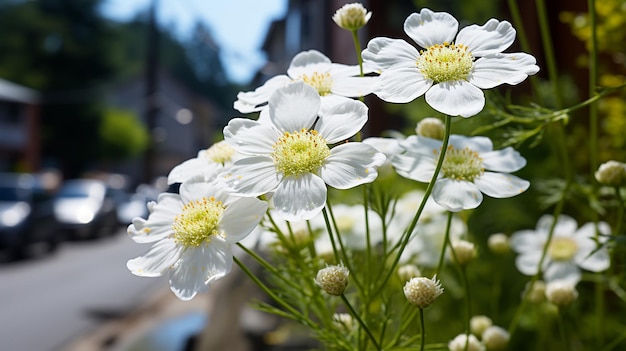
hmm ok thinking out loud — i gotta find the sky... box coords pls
[100,0,288,84]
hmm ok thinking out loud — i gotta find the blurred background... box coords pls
[0,0,620,350]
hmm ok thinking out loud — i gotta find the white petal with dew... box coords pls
[223,118,277,155]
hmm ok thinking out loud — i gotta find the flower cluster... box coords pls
[122,3,626,351]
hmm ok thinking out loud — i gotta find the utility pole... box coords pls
[143,0,159,184]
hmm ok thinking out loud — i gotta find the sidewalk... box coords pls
[62,285,209,351]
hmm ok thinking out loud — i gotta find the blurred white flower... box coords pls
[234,49,379,113]
[510,214,611,285]
[167,140,240,185]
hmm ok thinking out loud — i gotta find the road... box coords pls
[0,229,167,351]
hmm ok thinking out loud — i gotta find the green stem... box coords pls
[341,293,381,350]
[460,265,472,351]
[435,212,454,277]
[556,307,571,350]
[351,29,364,77]
[324,204,364,292]
[588,0,599,176]
[536,0,563,108]
[373,115,452,298]
[419,308,426,351]
[233,256,315,328]
[615,186,625,236]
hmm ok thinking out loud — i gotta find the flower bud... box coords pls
[415,117,445,139]
[545,281,578,306]
[595,160,626,187]
[523,280,547,303]
[403,275,444,308]
[315,263,349,296]
[450,240,477,265]
[448,334,485,351]
[487,233,509,254]
[332,3,372,31]
[470,315,493,336]
[482,325,510,350]
[397,264,421,282]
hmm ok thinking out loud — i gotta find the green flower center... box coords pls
[272,128,330,177]
[548,237,578,261]
[439,145,484,182]
[172,197,225,247]
[205,142,235,164]
[300,72,333,96]
[417,42,474,83]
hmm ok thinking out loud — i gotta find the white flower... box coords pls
[167,141,240,185]
[595,160,626,187]
[403,275,444,308]
[332,3,372,31]
[448,334,485,351]
[222,82,386,221]
[510,214,611,285]
[387,190,466,267]
[126,176,268,300]
[234,49,379,113]
[362,8,539,117]
[392,135,529,212]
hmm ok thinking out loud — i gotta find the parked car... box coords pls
[52,179,118,240]
[0,172,60,259]
[114,183,160,226]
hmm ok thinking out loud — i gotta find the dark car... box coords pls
[0,172,61,259]
[52,179,118,239]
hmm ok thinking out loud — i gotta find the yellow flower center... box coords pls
[300,72,333,96]
[439,145,484,182]
[548,237,578,261]
[172,197,225,247]
[205,142,235,165]
[417,42,474,83]
[272,128,330,177]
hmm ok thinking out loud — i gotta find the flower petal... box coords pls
[287,49,332,78]
[515,251,541,275]
[425,81,485,117]
[269,81,321,132]
[222,156,281,196]
[377,67,433,103]
[169,240,233,300]
[321,143,385,188]
[481,147,527,172]
[127,238,182,277]
[574,223,611,272]
[219,197,268,243]
[544,261,581,285]
[448,135,493,153]
[432,178,483,211]
[128,193,180,243]
[456,19,516,56]
[331,76,381,97]
[223,118,277,155]
[474,172,529,198]
[470,53,539,89]
[234,75,293,113]
[403,9,458,48]
[391,153,436,183]
[167,157,221,185]
[316,100,368,143]
[272,174,327,221]
[510,229,546,253]
[362,37,420,70]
